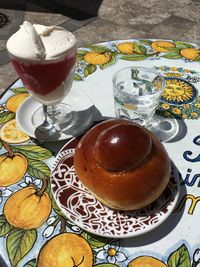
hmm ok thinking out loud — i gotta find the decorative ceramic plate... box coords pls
[16,90,96,141]
[51,137,180,238]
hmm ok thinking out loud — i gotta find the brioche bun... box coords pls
[74,119,171,210]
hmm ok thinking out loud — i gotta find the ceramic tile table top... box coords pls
[0,39,200,267]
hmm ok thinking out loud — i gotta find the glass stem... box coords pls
[42,104,54,127]
[47,105,62,117]
[43,105,48,121]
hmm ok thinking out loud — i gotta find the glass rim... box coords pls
[112,66,166,97]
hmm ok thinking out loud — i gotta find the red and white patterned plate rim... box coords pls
[50,137,180,238]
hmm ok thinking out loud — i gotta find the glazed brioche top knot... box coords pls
[95,123,152,172]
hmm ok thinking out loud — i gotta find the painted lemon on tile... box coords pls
[117,42,135,54]
[5,92,29,113]
[180,48,200,60]
[151,41,175,52]
[84,51,111,64]
[37,233,93,267]
[4,184,51,230]
[128,256,167,267]
[0,119,30,144]
[0,152,28,186]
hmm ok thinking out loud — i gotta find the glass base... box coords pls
[32,103,77,133]
[147,114,179,142]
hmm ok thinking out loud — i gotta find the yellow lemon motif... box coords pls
[161,103,170,110]
[84,51,111,65]
[170,67,178,71]
[5,93,29,113]
[184,69,190,73]
[4,185,51,230]
[151,41,175,52]
[117,42,135,54]
[172,107,182,115]
[37,233,93,267]
[0,119,30,144]
[128,256,167,267]
[195,103,200,108]
[0,152,28,186]
[183,104,190,109]
[180,48,200,60]
[191,112,198,118]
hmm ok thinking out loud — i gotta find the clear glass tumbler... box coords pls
[112,66,165,126]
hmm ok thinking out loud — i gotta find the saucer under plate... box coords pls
[16,90,96,141]
[50,137,180,238]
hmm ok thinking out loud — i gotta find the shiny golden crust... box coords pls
[74,119,171,210]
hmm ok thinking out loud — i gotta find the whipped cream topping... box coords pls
[7,21,76,60]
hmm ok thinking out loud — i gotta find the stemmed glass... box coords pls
[7,25,77,140]
[112,67,178,141]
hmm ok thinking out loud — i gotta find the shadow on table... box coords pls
[0,0,103,20]
[35,104,105,155]
[121,163,187,247]
[0,0,103,65]
[38,110,189,156]
[0,255,8,267]
[150,114,188,143]
[164,116,187,143]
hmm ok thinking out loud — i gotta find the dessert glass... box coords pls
[8,44,77,138]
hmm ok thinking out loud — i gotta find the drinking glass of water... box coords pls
[112,67,165,127]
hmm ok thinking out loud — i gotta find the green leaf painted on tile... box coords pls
[0,140,2,150]
[52,196,66,218]
[28,159,50,179]
[0,214,12,237]
[120,54,149,61]
[194,55,200,62]
[84,68,89,77]
[100,53,117,69]
[11,87,28,94]
[77,55,84,61]
[138,39,152,46]
[84,64,97,77]
[0,111,15,125]
[77,50,88,61]
[73,73,83,81]
[46,182,66,218]
[23,259,37,267]
[167,244,191,267]
[7,229,37,267]
[77,49,88,56]
[86,45,111,53]
[12,145,52,160]
[174,41,194,49]
[134,42,147,54]
[161,52,182,59]
[81,231,111,249]
[164,47,181,53]
[88,64,97,73]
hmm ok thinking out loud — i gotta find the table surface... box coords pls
[0,39,200,267]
